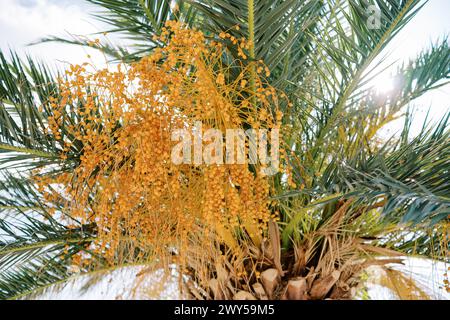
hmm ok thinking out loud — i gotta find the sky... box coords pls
[0,0,449,136]
[0,0,112,68]
[369,0,450,136]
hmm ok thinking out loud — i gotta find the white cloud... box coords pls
[0,0,107,68]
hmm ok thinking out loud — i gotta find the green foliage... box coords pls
[0,0,449,299]
[0,172,97,299]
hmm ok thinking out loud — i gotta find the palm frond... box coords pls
[344,112,450,226]
[37,0,198,62]
[0,173,97,300]
[294,0,425,148]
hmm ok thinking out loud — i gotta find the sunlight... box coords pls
[0,0,448,303]
[372,74,396,94]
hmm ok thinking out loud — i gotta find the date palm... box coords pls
[0,0,449,299]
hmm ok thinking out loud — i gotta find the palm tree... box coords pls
[0,0,448,300]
